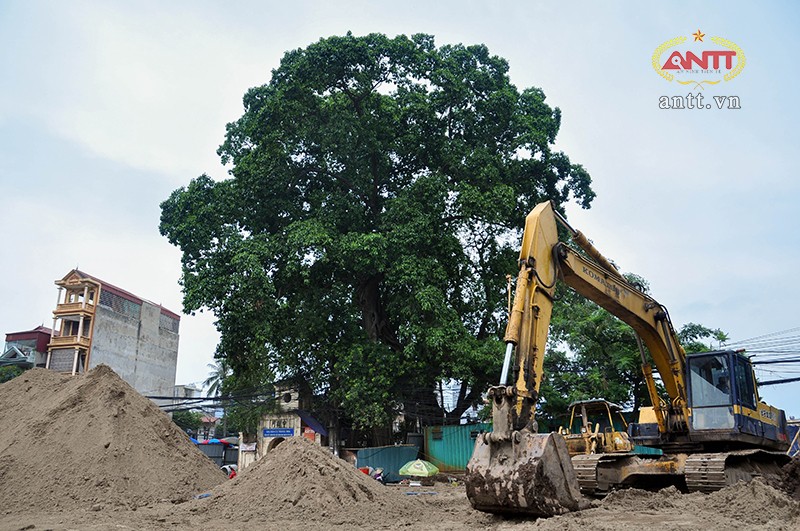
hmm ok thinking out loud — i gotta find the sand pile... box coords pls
[702,478,799,525]
[191,437,426,526]
[0,366,226,514]
[778,457,800,500]
[603,480,799,524]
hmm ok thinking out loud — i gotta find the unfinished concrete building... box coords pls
[46,269,180,398]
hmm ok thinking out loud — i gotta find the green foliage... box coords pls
[217,354,279,436]
[160,33,593,435]
[679,322,728,353]
[204,359,230,397]
[0,365,24,384]
[172,410,203,432]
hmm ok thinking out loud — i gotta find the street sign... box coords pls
[263,428,294,438]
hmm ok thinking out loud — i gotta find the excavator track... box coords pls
[684,453,728,492]
[685,450,789,493]
[571,454,604,494]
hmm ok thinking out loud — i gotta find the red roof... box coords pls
[5,326,57,353]
[6,326,55,337]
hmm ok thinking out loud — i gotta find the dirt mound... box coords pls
[606,481,799,527]
[702,478,798,525]
[531,480,799,531]
[779,457,800,500]
[0,366,226,514]
[601,485,683,510]
[191,437,426,526]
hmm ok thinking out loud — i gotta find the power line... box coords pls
[725,326,800,347]
[758,376,800,386]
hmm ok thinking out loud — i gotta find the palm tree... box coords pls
[204,359,230,397]
[204,359,231,437]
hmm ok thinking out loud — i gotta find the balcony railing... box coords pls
[54,302,95,315]
[48,335,91,349]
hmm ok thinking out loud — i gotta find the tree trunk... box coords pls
[447,383,483,423]
[357,274,402,352]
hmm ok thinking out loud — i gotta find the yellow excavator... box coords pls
[465,201,790,516]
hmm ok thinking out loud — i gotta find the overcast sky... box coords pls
[1,1,798,418]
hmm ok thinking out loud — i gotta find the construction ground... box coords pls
[1,366,797,531]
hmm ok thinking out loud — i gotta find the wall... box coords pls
[256,413,302,460]
[356,445,419,483]
[46,348,75,372]
[90,300,178,399]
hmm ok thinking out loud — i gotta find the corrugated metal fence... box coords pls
[356,445,420,483]
[423,423,491,473]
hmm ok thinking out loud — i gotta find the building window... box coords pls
[99,290,141,319]
[159,313,179,333]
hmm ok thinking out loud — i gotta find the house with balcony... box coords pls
[45,269,180,400]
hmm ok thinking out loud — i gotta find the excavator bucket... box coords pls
[465,431,584,517]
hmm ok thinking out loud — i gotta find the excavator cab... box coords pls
[629,350,788,451]
[631,350,788,450]
[685,350,788,448]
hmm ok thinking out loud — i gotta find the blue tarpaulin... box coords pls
[298,409,328,436]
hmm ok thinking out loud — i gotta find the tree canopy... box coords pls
[171,410,203,433]
[160,33,594,438]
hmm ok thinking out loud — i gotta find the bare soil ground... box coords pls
[0,366,797,531]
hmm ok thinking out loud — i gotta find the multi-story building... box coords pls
[45,269,181,398]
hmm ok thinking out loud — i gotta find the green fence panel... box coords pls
[423,423,492,473]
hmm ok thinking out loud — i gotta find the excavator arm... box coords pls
[501,201,688,435]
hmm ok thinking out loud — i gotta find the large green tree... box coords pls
[160,33,594,437]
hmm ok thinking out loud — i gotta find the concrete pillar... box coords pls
[52,287,62,342]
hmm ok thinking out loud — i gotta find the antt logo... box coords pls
[652,30,745,89]
[662,50,737,70]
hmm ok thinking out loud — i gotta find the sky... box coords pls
[1,1,798,418]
